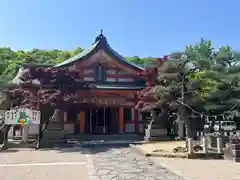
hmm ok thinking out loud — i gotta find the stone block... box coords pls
[145,128,167,137]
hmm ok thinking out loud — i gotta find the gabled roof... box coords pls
[54,32,144,71]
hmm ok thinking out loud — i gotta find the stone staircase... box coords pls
[40,133,143,148]
[65,134,143,148]
[65,134,143,142]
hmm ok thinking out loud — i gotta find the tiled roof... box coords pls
[54,33,144,70]
[54,41,99,67]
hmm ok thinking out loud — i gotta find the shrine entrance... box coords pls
[85,107,119,134]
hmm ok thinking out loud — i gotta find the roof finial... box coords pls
[93,29,107,44]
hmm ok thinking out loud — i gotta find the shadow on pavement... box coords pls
[0,149,19,153]
[37,142,132,154]
[0,134,143,154]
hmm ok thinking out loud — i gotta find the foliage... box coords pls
[136,39,240,138]
[125,56,156,67]
[0,47,155,85]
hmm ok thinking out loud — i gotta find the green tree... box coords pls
[71,47,83,56]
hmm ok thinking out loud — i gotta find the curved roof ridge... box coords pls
[107,45,144,70]
[54,33,145,70]
[54,41,100,67]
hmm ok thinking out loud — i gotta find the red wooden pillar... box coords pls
[134,109,139,133]
[119,107,124,133]
[134,94,139,133]
[79,111,85,133]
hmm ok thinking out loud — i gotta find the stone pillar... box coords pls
[119,107,124,133]
[202,137,208,153]
[217,137,223,154]
[22,125,29,143]
[187,138,193,154]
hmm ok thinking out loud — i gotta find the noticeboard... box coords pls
[4,108,40,125]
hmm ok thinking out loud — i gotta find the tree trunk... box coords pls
[182,108,196,139]
[0,125,11,149]
[0,131,4,144]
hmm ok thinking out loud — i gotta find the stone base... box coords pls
[223,143,240,163]
[144,128,169,142]
[144,136,170,142]
[145,128,167,136]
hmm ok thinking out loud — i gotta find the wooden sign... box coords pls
[5,108,40,125]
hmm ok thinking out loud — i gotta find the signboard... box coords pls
[4,108,40,125]
[77,97,127,105]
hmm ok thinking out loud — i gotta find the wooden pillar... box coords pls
[119,107,124,133]
[134,109,139,133]
[79,111,85,133]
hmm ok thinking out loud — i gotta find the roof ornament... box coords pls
[93,29,107,44]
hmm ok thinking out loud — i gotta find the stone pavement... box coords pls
[88,146,186,180]
[152,157,240,180]
[0,146,188,180]
[0,148,90,180]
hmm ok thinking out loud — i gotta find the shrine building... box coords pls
[58,32,146,134]
[12,32,147,135]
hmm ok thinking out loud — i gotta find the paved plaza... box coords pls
[0,146,185,180]
[88,146,185,180]
[0,147,90,180]
[152,157,240,180]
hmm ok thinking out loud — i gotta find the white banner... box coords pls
[5,108,40,125]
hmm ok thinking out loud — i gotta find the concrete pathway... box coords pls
[152,157,240,180]
[0,146,189,180]
[0,148,90,180]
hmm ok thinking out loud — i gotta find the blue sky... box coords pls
[0,0,239,57]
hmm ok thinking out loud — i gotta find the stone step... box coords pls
[65,134,143,141]
[1,139,37,149]
[42,130,65,139]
